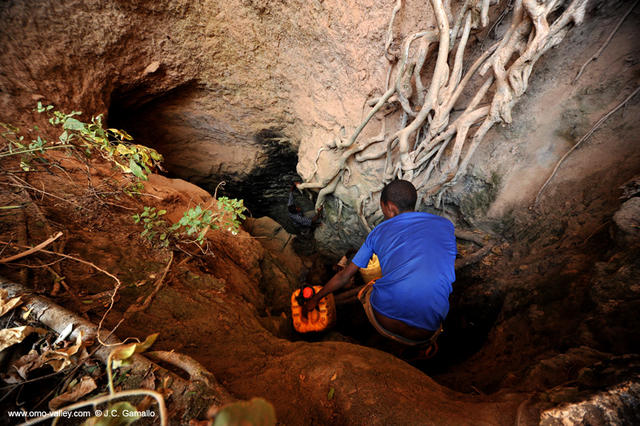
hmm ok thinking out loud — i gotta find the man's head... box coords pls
[380,179,417,219]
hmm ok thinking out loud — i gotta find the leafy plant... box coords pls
[216,196,247,235]
[173,204,213,243]
[0,121,72,170]
[132,197,247,248]
[132,207,171,247]
[173,197,247,243]
[123,181,145,198]
[36,102,163,180]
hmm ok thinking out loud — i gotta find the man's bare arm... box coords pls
[305,262,360,311]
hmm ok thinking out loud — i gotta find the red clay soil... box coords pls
[0,151,530,424]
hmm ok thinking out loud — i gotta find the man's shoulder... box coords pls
[398,211,454,226]
[371,212,455,236]
[420,211,454,227]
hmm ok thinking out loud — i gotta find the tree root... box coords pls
[573,0,639,83]
[534,85,640,207]
[0,232,62,264]
[146,351,218,389]
[299,0,590,226]
[124,252,173,317]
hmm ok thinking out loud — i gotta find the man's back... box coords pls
[352,211,456,331]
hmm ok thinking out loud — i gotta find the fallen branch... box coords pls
[0,277,234,419]
[0,232,63,264]
[534,85,640,206]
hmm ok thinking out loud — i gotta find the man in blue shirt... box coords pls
[305,180,456,345]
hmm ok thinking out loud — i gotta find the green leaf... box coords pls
[213,398,276,426]
[63,117,85,131]
[128,159,147,180]
[327,387,335,400]
[110,333,158,369]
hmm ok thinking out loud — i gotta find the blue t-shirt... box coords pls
[352,211,456,331]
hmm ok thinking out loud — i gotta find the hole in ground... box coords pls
[287,264,503,381]
[106,84,502,384]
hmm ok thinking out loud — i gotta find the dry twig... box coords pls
[0,239,122,346]
[0,232,62,264]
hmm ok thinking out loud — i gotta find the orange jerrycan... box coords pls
[359,254,382,284]
[291,285,336,333]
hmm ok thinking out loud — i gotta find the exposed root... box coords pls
[534,85,640,207]
[300,0,589,227]
[125,252,174,317]
[0,239,122,347]
[0,232,62,264]
[146,350,217,389]
[573,0,639,83]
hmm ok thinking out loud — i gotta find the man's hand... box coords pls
[304,263,359,317]
[304,295,319,313]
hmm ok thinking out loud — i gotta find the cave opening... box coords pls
[106,84,311,232]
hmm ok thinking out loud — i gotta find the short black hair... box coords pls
[380,180,417,212]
